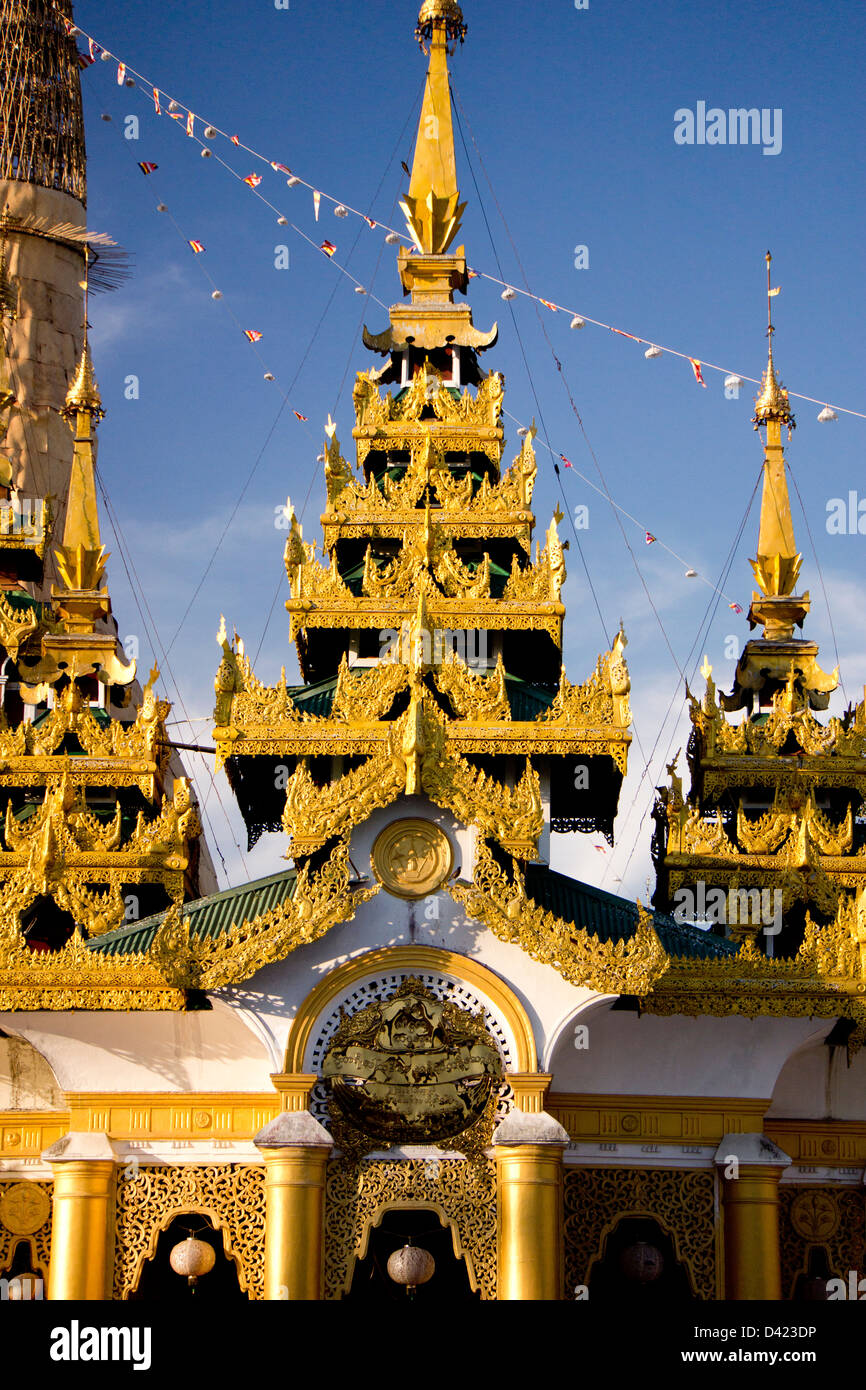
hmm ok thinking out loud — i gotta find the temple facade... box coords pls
[1,0,865,1304]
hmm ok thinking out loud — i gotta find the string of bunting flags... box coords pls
[66,7,834,617]
[60,4,862,424]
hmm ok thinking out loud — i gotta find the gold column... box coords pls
[43,1133,117,1301]
[494,1110,569,1301]
[715,1134,790,1300]
[255,1111,333,1301]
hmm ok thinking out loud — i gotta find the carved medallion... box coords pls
[371,819,453,900]
[790,1189,840,1242]
[0,1181,50,1235]
[322,979,501,1152]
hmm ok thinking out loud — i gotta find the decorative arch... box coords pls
[123,1203,247,1301]
[113,1165,265,1300]
[285,946,537,1074]
[342,1199,481,1298]
[542,992,617,1072]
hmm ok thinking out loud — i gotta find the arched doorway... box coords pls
[345,1208,480,1303]
[589,1217,695,1303]
[129,1215,246,1302]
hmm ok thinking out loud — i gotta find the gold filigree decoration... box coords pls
[0,592,39,661]
[0,1180,52,1281]
[435,650,510,721]
[780,1186,866,1301]
[564,1167,717,1300]
[0,928,186,1011]
[541,627,631,735]
[371,819,454,899]
[324,1157,497,1300]
[114,1164,265,1300]
[151,835,380,992]
[282,754,406,856]
[332,655,408,722]
[450,839,669,994]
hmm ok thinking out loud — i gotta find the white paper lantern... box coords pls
[334,205,349,218]
[570,315,586,330]
[204,126,217,139]
[817,405,838,423]
[645,345,663,360]
[724,374,744,390]
[385,232,400,245]
[201,149,212,158]
[501,287,516,301]
[287,176,301,188]
[169,1237,216,1290]
[387,1244,435,1291]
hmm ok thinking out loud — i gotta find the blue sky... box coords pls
[72,0,866,897]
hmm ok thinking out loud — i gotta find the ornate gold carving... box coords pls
[324,1157,497,1300]
[371,819,454,899]
[0,1180,52,1279]
[435,650,510,721]
[0,591,39,661]
[0,928,187,1011]
[114,1164,265,1300]
[151,835,380,992]
[564,1167,717,1300]
[282,754,406,856]
[789,1189,840,1243]
[322,979,501,1157]
[332,655,408,722]
[780,1186,865,1301]
[0,1180,50,1235]
[450,839,669,994]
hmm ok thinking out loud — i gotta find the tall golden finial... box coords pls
[401,1,468,255]
[748,253,806,634]
[56,247,109,596]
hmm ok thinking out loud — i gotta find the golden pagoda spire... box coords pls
[748,253,806,633]
[402,1,468,255]
[17,252,135,694]
[56,255,108,596]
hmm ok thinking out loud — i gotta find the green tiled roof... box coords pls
[505,676,555,721]
[286,677,337,718]
[524,863,739,961]
[88,867,298,956]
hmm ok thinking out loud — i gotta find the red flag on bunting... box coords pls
[364,217,377,229]
[152,87,161,114]
[646,532,656,545]
[293,411,308,422]
[559,454,573,469]
[313,192,321,220]
[89,38,100,60]
[77,52,94,69]
[188,240,205,254]
[539,299,558,311]
[138,162,158,175]
[116,62,126,85]
[186,111,195,137]
[320,241,337,258]
[729,602,743,614]
[689,358,707,388]
[244,330,263,343]
[271,163,291,175]
[467,268,479,279]
[231,135,240,145]
[244,174,262,188]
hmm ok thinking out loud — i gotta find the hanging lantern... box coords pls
[157,203,167,213]
[385,232,401,245]
[501,287,516,301]
[334,205,349,218]
[387,1243,435,1297]
[201,149,212,158]
[645,345,663,360]
[355,287,367,295]
[287,176,301,187]
[724,374,744,391]
[100,50,113,62]
[125,78,136,88]
[264,373,275,381]
[685,568,697,578]
[620,1241,664,1283]
[570,315,586,330]
[100,113,112,122]
[6,1272,42,1301]
[817,405,838,423]
[169,1236,216,1292]
[277,216,288,226]
[211,290,223,300]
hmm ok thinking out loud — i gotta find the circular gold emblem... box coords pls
[790,1190,840,1242]
[372,819,453,900]
[0,1182,50,1235]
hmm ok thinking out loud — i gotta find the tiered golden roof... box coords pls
[214,0,632,867]
[653,261,866,954]
[0,333,202,948]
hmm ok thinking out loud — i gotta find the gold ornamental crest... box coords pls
[371,818,454,900]
[0,1181,50,1235]
[322,979,501,1155]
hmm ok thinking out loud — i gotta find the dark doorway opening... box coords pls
[589,1217,695,1303]
[128,1215,246,1302]
[345,1207,480,1303]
